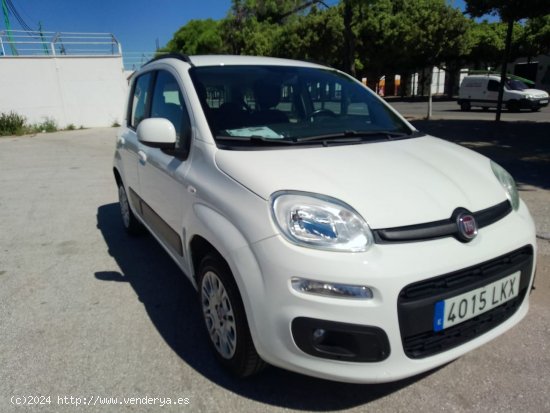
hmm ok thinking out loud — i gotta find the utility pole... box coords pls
[39,21,49,55]
[1,0,17,55]
[495,20,513,122]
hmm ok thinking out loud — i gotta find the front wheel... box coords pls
[198,254,265,377]
[507,101,520,112]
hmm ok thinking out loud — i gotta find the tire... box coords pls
[198,253,266,378]
[507,101,520,112]
[118,184,143,235]
[460,101,471,111]
[531,106,540,112]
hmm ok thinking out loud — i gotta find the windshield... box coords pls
[505,79,529,91]
[189,65,413,147]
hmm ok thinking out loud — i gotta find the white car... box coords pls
[113,54,537,383]
[458,74,549,112]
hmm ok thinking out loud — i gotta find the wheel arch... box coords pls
[186,205,268,358]
[189,235,219,282]
[113,167,123,187]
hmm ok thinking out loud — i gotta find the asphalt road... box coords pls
[1,120,549,413]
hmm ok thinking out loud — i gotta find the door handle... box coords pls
[138,150,147,164]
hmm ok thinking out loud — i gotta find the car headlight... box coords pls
[526,94,535,99]
[270,191,373,252]
[491,161,519,210]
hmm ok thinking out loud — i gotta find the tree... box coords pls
[465,0,550,120]
[220,0,328,56]
[407,0,469,118]
[273,5,344,66]
[518,15,550,58]
[161,19,227,55]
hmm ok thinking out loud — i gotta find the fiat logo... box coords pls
[456,213,478,241]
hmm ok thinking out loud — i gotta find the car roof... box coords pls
[189,55,326,69]
[463,74,500,81]
[148,54,329,70]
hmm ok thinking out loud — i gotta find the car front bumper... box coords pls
[234,200,537,383]
[523,97,549,108]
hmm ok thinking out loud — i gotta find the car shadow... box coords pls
[412,119,550,190]
[95,203,440,410]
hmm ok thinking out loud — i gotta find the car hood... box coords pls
[214,136,507,229]
[523,88,549,97]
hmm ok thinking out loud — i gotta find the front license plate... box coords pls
[540,99,548,104]
[433,271,521,332]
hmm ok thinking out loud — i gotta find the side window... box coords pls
[130,73,153,128]
[150,71,190,145]
[488,80,500,92]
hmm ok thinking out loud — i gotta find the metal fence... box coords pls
[0,30,122,57]
[122,51,160,71]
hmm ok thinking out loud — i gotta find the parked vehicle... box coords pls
[113,54,537,383]
[458,74,549,112]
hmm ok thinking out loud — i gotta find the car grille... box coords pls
[398,246,533,359]
[374,200,511,244]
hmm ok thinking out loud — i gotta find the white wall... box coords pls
[409,67,446,96]
[0,56,128,128]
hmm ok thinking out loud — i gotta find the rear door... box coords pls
[118,71,153,206]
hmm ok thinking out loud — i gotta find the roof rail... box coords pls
[143,53,194,67]
[468,70,535,85]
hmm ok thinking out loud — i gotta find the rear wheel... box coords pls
[198,253,266,377]
[118,184,142,235]
[460,101,471,111]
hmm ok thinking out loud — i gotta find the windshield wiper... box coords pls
[216,135,297,145]
[295,130,412,143]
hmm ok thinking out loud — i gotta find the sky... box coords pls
[3,0,470,54]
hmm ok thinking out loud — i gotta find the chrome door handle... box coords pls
[138,150,147,164]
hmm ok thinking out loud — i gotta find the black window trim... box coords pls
[127,70,156,131]
[132,68,193,160]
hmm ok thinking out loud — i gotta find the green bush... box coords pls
[37,118,58,133]
[0,112,26,136]
[0,113,62,136]
[66,124,76,131]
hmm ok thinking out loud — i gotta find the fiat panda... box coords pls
[113,54,537,383]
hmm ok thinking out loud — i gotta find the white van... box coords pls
[458,74,549,112]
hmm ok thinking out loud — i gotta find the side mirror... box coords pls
[137,118,176,149]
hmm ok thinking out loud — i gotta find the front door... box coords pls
[137,69,193,263]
